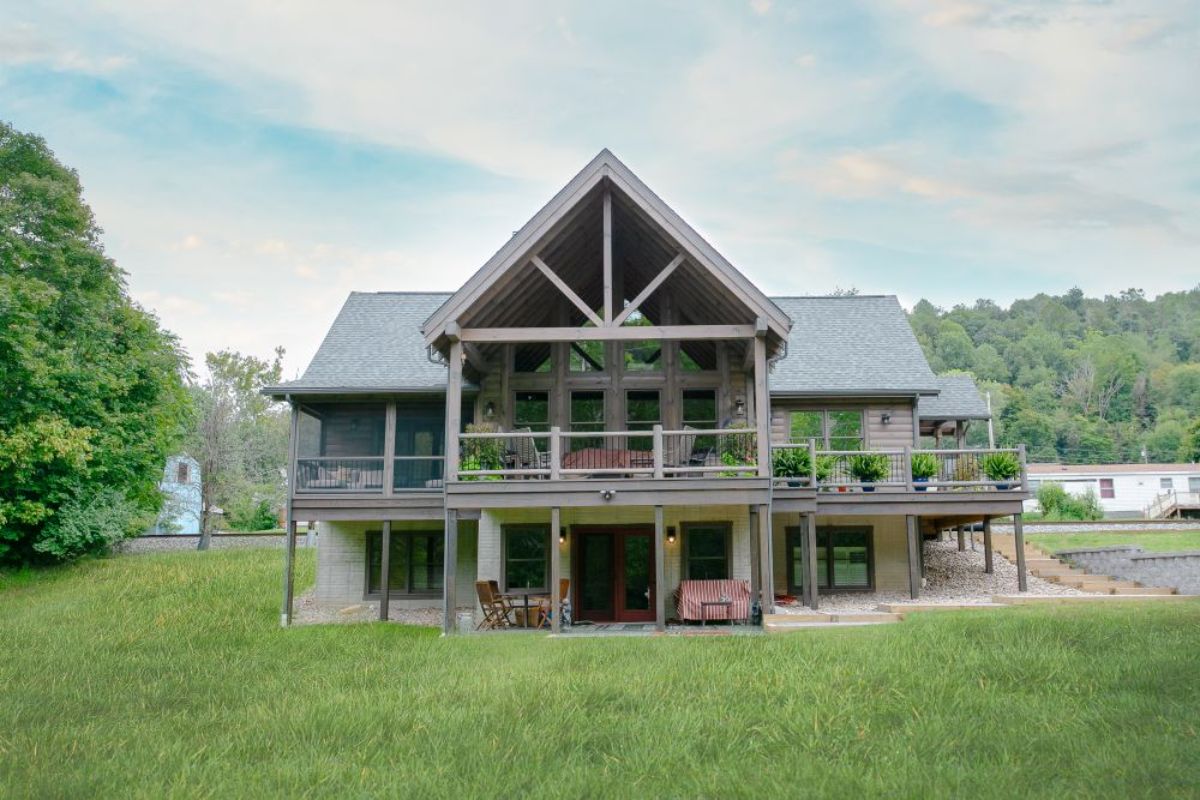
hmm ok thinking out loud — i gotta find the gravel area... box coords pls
[292,592,447,626]
[775,539,1089,614]
[118,534,313,554]
[993,521,1199,533]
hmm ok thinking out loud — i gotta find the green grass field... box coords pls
[1028,530,1200,554]
[2,549,1198,798]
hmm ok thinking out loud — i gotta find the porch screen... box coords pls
[683,523,731,580]
[503,525,549,592]
[366,530,444,596]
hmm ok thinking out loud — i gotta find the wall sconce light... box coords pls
[600,489,616,501]
[881,412,892,425]
[484,401,496,420]
[559,527,567,544]
[734,397,746,418]
[667,526,676,544]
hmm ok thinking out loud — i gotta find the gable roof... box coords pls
[265,292,453,395]
[1028,463,1200,476]
[769,296,939,396]
[918,375,991,420]
[421,149,791,349]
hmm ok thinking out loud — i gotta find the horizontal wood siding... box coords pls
[769,398,916,449]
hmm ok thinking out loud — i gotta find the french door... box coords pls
[574,527,656,622]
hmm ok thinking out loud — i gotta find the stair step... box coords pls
[1115,586,1176,595]
[765,619,898,632]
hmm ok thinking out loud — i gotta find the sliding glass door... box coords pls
[786,526,874,594]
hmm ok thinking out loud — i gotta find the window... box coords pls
[570,391,605,450]
[1190,477,1200,493]
[623,340,662,371]
[1160,477,1175,490]
[682,389,717,430]
[683,523,731,580]
[514,391,550,433]
[1099,478,1115,499]
[514,344,551,373]
[786,526,874,593]
[394,402,444,490]
[503,525,549,591]
[176,462,190,483]
[569,341,605,372]
[625,390,661,431]
[788,409,863,450]
[366,530,444,596]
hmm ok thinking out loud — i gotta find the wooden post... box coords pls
[379,520,391,621]
[808,439,817,487]
[603,187,613,324]
[550,426,561,479]
[752,327,770,477]
[904,445,914,491]
[748,506,760,616]
[652,424,664,479]
[759,504,773,614]
[983,516,994,574]
[442,509,458,634]
[957,525,965,552]
[805,512,818,610]
[383,402,397,495]
[654,505,666,632]
[551,506,562,633]
[1013,513,1028,592]
[906,515,921,600]
[280,404,299,627]
[446,330,463,481]
[1018,443,1028,492]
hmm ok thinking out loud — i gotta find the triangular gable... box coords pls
[422,149,791,348]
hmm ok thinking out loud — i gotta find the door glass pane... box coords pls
[580,533,613,614]
[623,535,651,611]
[789,411,823,444]
[367,532,411,594]
[830,529,869,588]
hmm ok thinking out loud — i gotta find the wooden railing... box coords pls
[1145,490,1200,519]
[770,444,1028,492]
[455,425,759,481]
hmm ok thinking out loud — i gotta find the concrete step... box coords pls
[765,619,897,633]
[994,593,1193,605]
[877,602,1008,613]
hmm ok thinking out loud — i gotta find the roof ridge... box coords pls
[770,294,896,300]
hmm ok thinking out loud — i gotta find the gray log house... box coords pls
[266,150,1030,632]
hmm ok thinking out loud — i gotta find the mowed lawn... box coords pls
[2,551,1199,799]
[1029,530,1200,553]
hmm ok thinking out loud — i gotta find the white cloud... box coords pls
[0,22,132,75]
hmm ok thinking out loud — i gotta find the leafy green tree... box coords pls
[0,122,188,563]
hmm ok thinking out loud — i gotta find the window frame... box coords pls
[624,389,662,431]
[1099,478,1115,499]
[176,462,190,483]
[788,409,865,450]
[364,528,445,598]
[501,523,551,593]
[1160,477,1174,490]
[681,521,732,581]
[785,525,875,594]
[513,390,551,433]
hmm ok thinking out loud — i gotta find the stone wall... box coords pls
[1058,546,1200,595]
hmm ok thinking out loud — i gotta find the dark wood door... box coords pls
[574,527,656,622]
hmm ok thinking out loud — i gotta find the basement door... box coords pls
[573,526,656,622]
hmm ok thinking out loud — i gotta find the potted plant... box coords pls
[816,455,836,489]
[460,423,505,481]
[981,451,1021,490]
[910,452,938,491]
[849,453,890,492]
[772,448,812,487]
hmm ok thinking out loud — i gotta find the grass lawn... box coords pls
[1028,530,1200,554]
[2,551,1199,798]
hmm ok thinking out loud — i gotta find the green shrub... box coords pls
[981,452,1021,482]
[772,448,811,479]
[226,499,278,531]
[849,453,890,483]
[461,423,505,480]
[32,489,146,560]
[910,452,938,480]
[1036,482,1104,521]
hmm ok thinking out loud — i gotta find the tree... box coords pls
[0,122,188,563]
[187,348,287,549]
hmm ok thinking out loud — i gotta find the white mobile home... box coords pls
[1025,463,1200,519]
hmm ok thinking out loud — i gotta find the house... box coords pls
[266,150,1031,632]
[153,454,202,534]
[1025,463,1200,519]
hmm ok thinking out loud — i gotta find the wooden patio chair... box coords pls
[512,427,551,477]
[474,580,515,630]
[535,578,571,630]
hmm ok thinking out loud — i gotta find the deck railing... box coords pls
[295,457,386,493]
[456,426,759,481]
[1145,490,1200,519]
[769,444,1028,492]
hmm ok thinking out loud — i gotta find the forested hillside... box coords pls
[909,287,1200,465]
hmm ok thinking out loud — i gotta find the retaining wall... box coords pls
[1058,546,1200,595]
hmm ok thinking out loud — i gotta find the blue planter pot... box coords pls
[913,476,929,492]
[861,483,875,493]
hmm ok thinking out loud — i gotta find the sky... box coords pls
[2,1,1197,380]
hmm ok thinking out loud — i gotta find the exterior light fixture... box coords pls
[559,527,567,544]
[734,397,746,418]
[667,526,676,544]
[484,401,496,420]
[881,412,892,425]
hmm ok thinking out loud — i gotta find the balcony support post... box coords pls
[551,506,562,633]
[906,514,921,600]
[652,425,664,479]
[550,427,561,479]
[280,403,299,628]
[654,505,666,632]
[748,506,760,616]
[383,402,397,495]
[804,512,818,610]
[1013,513,1028,592]
[752,322,770,478]
[442,508,458,634]
[379,520,391,621]
[983,515,994,574]
[759,504,774,614]
[445,325,463,482]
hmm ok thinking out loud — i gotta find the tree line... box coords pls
[909,287,1200,464]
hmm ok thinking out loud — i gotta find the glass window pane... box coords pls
[299,403,386,457]
[514,391,550,433]
[686,525,729,580]
[829,411,862,439]
[410,534,444,593]
[626,391,660,428]
[829,529,869,589]
[571,392,605,430]
[789,411,823,443]
[514,344,552,373]
[569,341,605,372]
[505,526,548,591]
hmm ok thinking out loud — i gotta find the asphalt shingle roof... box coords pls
[918,375,991,420]
[269,292,452,393]
[769,296,939,395]
[271,292,943,397]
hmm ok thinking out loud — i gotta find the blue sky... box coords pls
[2,1,1197,378]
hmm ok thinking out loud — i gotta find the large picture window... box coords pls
[503,525,550,592]
[514,391,550,433]
[366,530,444,596]
[785,526,873,593]
[788,409,864,450]
[683,523,731,580]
